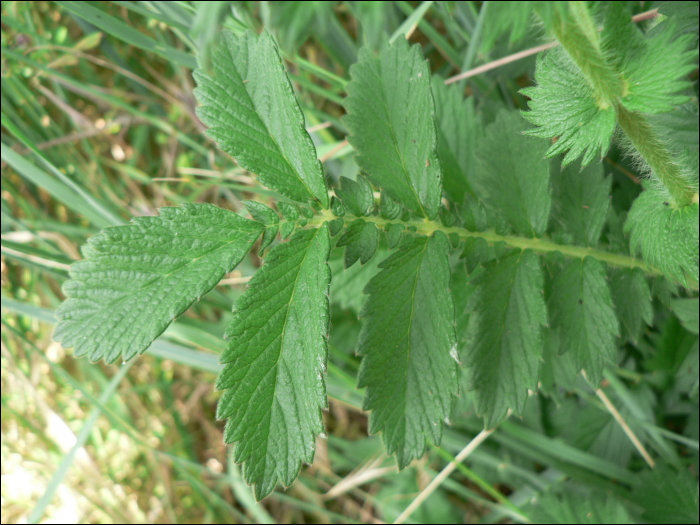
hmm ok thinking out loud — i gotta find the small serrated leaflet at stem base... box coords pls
[54,204,263,364]
[358,232,459,468]
[216,224,331,500]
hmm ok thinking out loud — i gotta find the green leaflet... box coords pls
[336,219,379,268]
[549,257,619,387]
[193,30,329,209]
[357,232,459,468]
[336,175,374,217]
[552,159,611,247]
[609,268,653,343]
[602,3,698,115]
[624,188,699,288]
[521,46,616,169]
[344,37,443,220]
[432,79,481,203]
[671,298,699,335]
[216,225,331,500]
[475,110,551,237]
[529,490,634,524]
[463,249,547,428]
[54,204,262,364]
[632,464,700,525]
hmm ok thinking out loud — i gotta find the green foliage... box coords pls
[474,111,551,237]
[357,232,458,467]
[54,204,262,363]
[632,465,700,524]
[549,257,619,386]
[30,0,698,513]
[552,160,611,247]
[463,249,547,428]
[344,36,443,219]
[193,30,329,208]
[432,79,481,203]
[521,46,617,168]
[529,490,634,524]
[609,268,653,343]
[624,188,699,287]
[217,225,331,500]
[336,219,379,268]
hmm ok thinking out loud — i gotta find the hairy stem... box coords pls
[545,2,623,108]
[616,106,695,206]
[543,2,695,207]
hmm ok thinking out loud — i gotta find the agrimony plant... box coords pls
[54,2,699,500]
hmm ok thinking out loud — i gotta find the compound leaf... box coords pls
[475,110,551,237]
[54,204,263,364]
[463,249,547,428]
[549,257,619,386]
[358,232,459,467]
[521,46,616,168]
[344,37,442,219]
[216,225,331,500]
[624,188,699,288]
[193,30,329,209]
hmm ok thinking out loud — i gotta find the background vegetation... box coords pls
[1,1,698,523]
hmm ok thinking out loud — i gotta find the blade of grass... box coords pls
[395,1,461,67]
[55,1,197,69]
[394,423,501,524]
[390,1,434,43]
[1,143,115,228]
[428,442,529,521]
[14,324,134,523]
[227,455,276,524]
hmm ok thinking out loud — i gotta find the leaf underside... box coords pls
[462,249,547,429]
[549,257,619,387]
[216,225,331,501]
[624,188,699,287]
[344,36,443,219]
[521,46,616,169]
[475,110,551,237]
[432,79,481,203]
[54,204,262,364]
[358,232,459,468]
[193,30,329,208]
